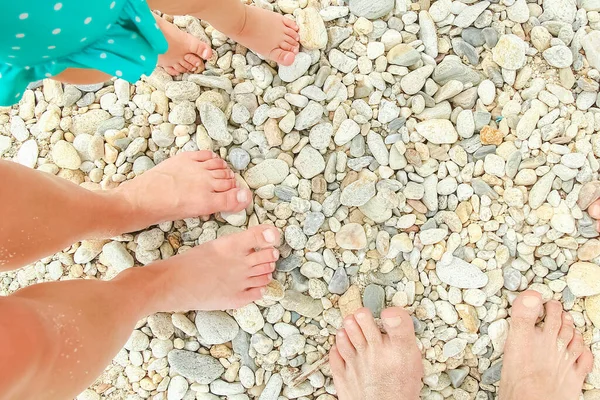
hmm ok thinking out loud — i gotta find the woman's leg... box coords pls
[147,0,300,65]
[0,151,251,272]
[0,224,280,400]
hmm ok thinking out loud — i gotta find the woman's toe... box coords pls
[271,49,296,66]
[284,27,300,41]
[211,169,233,179]
[247,273,272,288]
[247,248,279,266]
[250,262,275,277]
[282,16,299,30]
[279,41,296,52]
[178,59,195,71]
[163,66,179,76]
[203,158,228,170]
[189,39,213,60]
[212,188,251,213]
[212,178,236,193]
[184,53,203,68]
[381,307,416,344]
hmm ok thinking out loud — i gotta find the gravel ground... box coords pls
[2,0,600,399]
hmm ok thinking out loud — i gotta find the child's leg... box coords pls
[147,0,300,66]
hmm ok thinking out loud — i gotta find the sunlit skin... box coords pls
[53,0,300,85]
[0,151,280,400]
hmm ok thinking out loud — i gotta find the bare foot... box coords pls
[330,307,424,400]
[499,291,594,400]
[146,225,280,311]
[227,5,300,66]
[155,15,213,75]
[113,151,251,232]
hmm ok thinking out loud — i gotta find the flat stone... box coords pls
[578,181,600,210]
[259,374,283,400]
[294,146,325,179]
[349,0,394,19]
[436,253,489,288]
[415,119,459,144]
[297,8,327,50]
[244,159,290,189]
[543,45,573,68]
[566,262,600,297]
[295,102,324,130]
[492,34,527,70]
[167,350,224,384]
[329,267,350,294]
[387,44,421,66]
[280,290,324,318]
[195,311,239,345]
[339,285,363,317]
[363,284,385,317]
[279,53,312,83]
[232,303,265,334]
[529,171,555,209]
[198,102,232,144]
[454,1,490,28]
[335,223,367,249]
[341,178,376,206]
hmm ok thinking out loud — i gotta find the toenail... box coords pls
[355,311,368,320]
[202,49,210,58]
[384,316,402,327]
[272,249,279,259]
[237,190,248,203]
[522,295,541,308]
[263,229,276,244]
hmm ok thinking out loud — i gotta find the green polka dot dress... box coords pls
[0,0,168,106]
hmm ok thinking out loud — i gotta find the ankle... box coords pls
[101,186,150,235]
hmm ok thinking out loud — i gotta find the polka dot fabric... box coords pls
[0,0,168,106]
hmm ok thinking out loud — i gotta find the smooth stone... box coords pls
[578,181,600,210]
[294,145,325,179]
[492,34,527,70]
[329,267,350,294]
[199,102,232,144]
[436,253,489,288]
[529,171,555,209]
[335,223,367,249]
[195,311,239,345]
[543,45,573,68]
[481,361,503,384]
[244,159,290,189]
[454,1,490,28]
[280,290,324,318]
[566,262,600,297]
[363,284,385,317]
[415,119,459,144]
[279,53,312,83]
[387,44,421,66]
[229,148,251,170]
[349,0,394,19]
[167,350,224,384]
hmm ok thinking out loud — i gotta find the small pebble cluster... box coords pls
[2,0,600,399]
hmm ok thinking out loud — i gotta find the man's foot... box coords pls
[155,15,213,75]
[227,5,300,66]
[499,291,594,400]
[330,307,423,400]
[150,225,280,311]
[113,151,251,232]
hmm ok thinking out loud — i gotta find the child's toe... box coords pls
[282,17,299,31]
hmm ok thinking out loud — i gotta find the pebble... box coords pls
[363,284,385,317]
[100,242,134,272]
[229,148,251,170]
[335,223,367,249]
[566,262,600,297]
[167,350,224,384]
[349,0,394,19]
[245,159,290,189]
[294,146,325,179]
[415,119,459,144]
[279,53,312,83]
[195,311,239,344]
[436,254,489,288]
[543,45,573,68]
[492,34,527,70]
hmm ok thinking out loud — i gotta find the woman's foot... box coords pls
[330,307,424,400]
[148,224,280,311]
[226,5,300,66]
[113,151,251,232]
[499,291,594,400]
[155,15,213,75]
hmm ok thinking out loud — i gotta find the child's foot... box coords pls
[499,291,593,400]
[226,5,300,66]
[151,225,280,311]
[330,307,423,400]
[113,151,251,232]
[155,15,212,75]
